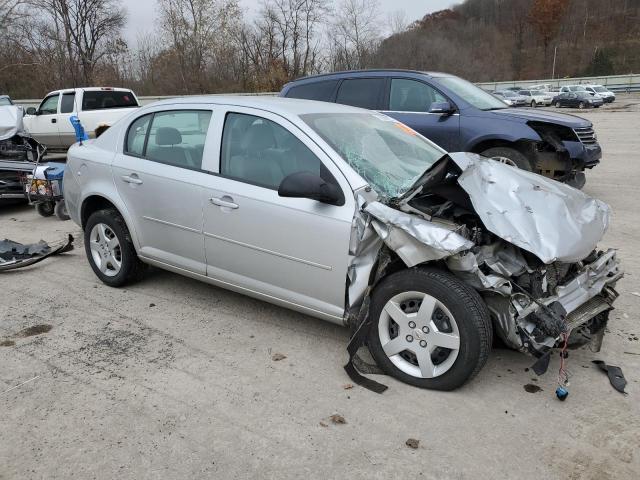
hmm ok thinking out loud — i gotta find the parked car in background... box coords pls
[63,96,621,391]
[0,95,14,106]
[493,90,527,107]
[530,83,553,92]
[517,89,554,107]
[584,85,615,103]
[280,70,601,188]
[560,85,588,94]
[505,86,524,92]
[23,87,140,150]
[553,91,604,109]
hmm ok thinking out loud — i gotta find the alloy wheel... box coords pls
[89,223,122,277]
[378,291,460,379]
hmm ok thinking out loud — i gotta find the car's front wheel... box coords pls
[481,146,533,171]
[531,100,537,107]
[555,101,562,108]
[578,102,586,109]
[367,268,492,390]
[84,208,146,287]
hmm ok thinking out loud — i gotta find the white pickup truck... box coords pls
[23,87,140,150]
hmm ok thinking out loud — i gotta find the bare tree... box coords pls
[387,9,408,35]
[330,0,381,70]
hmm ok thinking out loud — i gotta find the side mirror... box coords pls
[278,172,344,206]
[26,107,37,115]
[429,101,454,114]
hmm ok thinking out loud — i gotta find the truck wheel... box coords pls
[84,208,146,287]
[367,268,492,390]
[36,201,55,217]
[54,200,70,221]
[481,146,533,171]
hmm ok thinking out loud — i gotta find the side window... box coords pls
[144,110,212,169]
[38,94,59,115]
[125,114,152,157]
[286,80,338,102]
[220,112,334,191]
[60,93,76,114]
[335,78,385,109]
[389,79,446,112]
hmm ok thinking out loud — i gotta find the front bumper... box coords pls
[563,140,602,169]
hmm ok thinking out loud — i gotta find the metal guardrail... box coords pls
[12,73,639,108]
[477,74,640,93]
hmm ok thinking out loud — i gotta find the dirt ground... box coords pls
[1,96,639,480]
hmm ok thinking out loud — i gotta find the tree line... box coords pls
[0,0,638,99]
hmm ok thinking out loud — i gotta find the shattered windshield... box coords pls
[301,113,446,198]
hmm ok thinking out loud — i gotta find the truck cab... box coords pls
[23,87,139,150]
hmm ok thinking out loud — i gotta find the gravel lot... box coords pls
[1,96,639,480]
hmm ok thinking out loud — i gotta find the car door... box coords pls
[200,107,355,321]
[381,78,461,151]
[567,93,578,107]
[26,93,63,147]
[111,108,214,275]
[57,91,77,146]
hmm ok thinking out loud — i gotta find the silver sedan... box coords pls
[64,97,620,391]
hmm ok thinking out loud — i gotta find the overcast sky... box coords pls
[125,0,458,44]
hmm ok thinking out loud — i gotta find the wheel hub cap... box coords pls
[89,223,122,277]
[378,291,460,379]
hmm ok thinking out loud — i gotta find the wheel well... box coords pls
[81,195,118,228]
[471,139,533,157]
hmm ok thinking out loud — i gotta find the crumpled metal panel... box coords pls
[364,201,474,267]
[448,152,610,264]
[0,106,24,141]
[446,250,512,293]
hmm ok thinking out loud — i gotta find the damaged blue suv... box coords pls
[280,70,602,188]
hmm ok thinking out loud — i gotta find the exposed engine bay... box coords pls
[348,152,621,360]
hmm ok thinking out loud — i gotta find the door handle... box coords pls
[209,196,238,209]
[51,118,57,123]
[121,174,143,185]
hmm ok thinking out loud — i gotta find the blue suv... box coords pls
[280,70,602,188]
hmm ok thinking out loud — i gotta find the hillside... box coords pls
[373,0,640,81]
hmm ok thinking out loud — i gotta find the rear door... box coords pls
[200,107,355,321]
[111,107,214,274]
[381,78,461,151]
[26,93,62,147]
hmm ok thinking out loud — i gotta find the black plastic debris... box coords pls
[0,235,74,272]
[592,360,627,394]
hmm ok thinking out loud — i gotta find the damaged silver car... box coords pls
[63,97,621,390]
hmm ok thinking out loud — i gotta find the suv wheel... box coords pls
[84,208,146,287]
[366,268,492,390]
[531,100,537,107]
[481,146,533,171]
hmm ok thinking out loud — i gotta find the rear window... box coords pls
[285,80,338,102]
[335,78,385,109]
[82,91,138,111]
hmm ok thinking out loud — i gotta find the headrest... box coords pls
[241,123,276,154]
[156,127,182,146]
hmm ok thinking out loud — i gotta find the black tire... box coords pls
[531,101,537,108]
[555,101,562,108]
[481,146,533,171]
[54,200,70,221]
[36,201,55,217]
[578,102,586,109]
[84,208,146,287]
[367,268,492,391]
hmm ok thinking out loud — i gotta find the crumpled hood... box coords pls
[447,152,610,264]
[489,108,591,129]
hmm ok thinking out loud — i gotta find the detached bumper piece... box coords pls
[0,234,74,272]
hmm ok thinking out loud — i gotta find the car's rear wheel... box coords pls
[366,268,492,390]
[555,101,562,108]
[531,100,537,107]
[578,102,586,109]
[481,146,533,171]
[54,200,70,221]
[84,208,146,287]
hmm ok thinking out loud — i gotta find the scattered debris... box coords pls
[623,351,640,356]
[149,303,156,308]
[524,384,543,393]
[329,414,346,425]
[0,235,74,272]
[592,360,627,394]
[629,292,640,298]
[16,324,52,337]
[343,383,353,390]
[319,421,328,428]
[405,438,420,449]
[271,353,287,361]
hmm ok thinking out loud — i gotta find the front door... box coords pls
[112,108,214,274]
[200,108,355,320]
[27,93,62,147]
[381,78,460,151]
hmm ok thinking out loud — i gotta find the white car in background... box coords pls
[517,89,554,107]
[584,85,616,103]
[23,87,140,150]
